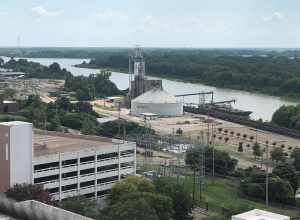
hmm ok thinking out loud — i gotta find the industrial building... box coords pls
[127,47,162,102]
[232,209,290,220]
[127,47,183,117]
[131,87,183,117]
[0,121,136,201]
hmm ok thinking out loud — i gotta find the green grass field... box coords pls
[194,177,299,218]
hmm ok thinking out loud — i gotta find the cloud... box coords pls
[95,8,127,21]
[137,15,229,34]
[31,6,63,17]
[263,12,285,22]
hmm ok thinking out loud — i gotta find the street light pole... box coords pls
[266,142,269,207]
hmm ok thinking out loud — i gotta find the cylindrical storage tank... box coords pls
[131,88,183,117]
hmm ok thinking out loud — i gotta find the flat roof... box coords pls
[19,200,93,220]
[232,209,290,220]
[0,121,31,127]
[34,130,118,157]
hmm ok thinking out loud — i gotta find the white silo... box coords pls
[131,88,183,117]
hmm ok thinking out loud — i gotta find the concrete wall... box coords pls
[0,126,10,192]
[9,123,33,187]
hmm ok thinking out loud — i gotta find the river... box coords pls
[2,57,299,121]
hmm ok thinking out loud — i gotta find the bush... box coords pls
[0,114,28,122]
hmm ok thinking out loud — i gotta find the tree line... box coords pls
[0,58,123,101]
[2,58,72,79]
[82,51,300,98]
[16,95,153,137]
[5,176,193,220]
[272,104,300,130]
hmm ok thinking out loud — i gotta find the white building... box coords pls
[0,121,136,201]
[0,121,33,191]
[131,88,183,117]
[232,209,290,220]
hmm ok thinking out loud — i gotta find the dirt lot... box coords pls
[1,78,64,102]
[93,99,300,168]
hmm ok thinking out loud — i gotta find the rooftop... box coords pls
[0,121,32,127]
[33,130,121,157]
[19,200,94,220]
[132,88,180,104]
[232,209,290,220]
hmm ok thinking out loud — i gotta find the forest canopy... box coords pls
[82,51,300,97]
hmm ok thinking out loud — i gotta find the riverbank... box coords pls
[75,63,300,102]
[6,57,297,121]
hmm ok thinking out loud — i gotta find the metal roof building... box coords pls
[131,88,183,117]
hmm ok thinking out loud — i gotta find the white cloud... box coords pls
[137,15,229,34]
[263,12,285,22]
[95,8,127,21]
[31,6,63,17]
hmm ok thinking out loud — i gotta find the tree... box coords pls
[186,147,237,175]
[57,196,97,218]
[176,128,183,135]
[109,176,155,204]
[118,192,173,220]
[46,115,61,131]
[273,163,298,192]
[81,117,96,135]
[154,177,193,220]
[185,147,204,171]
[252,142,262,159]
[270,147,285,163]
[203,216,226,220]
[49,62,61,73]
[268,177,295,204]
[55,96,71,111]
[240,169,295,205]
[22,95,48,129]
[61,112,84,130]
[6,183,51,203]
[238,142,243,152]
[101,197,159,220]
[291,148,300,171]
[3,88,16,100]
[106,176,173,220]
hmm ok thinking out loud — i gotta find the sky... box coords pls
[0,0,300,48]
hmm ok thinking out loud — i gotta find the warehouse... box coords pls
[131,87,183,117]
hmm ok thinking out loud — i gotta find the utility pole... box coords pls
[117,102,121,137]
[265,142,269,207]
[212,122,215,178]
